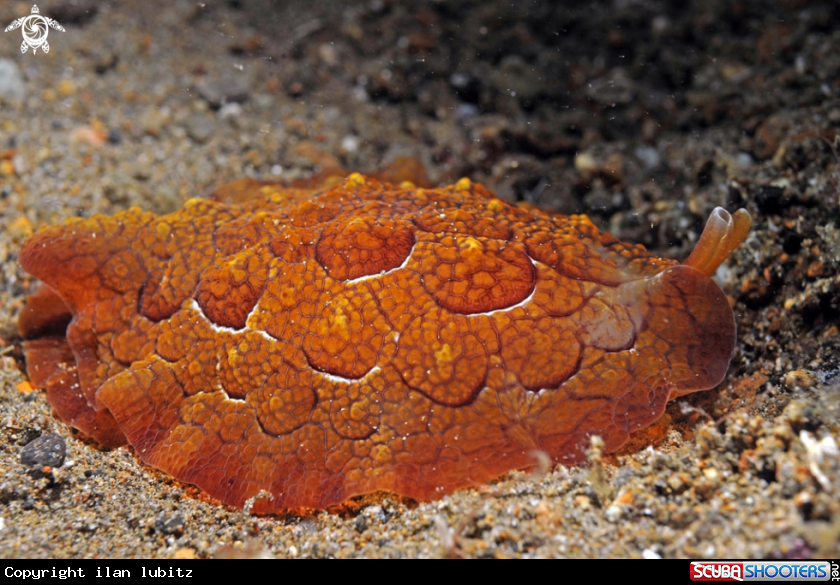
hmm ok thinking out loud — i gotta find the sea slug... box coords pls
[17,174,750,512]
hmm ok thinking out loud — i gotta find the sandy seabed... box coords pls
[0,0,838,558]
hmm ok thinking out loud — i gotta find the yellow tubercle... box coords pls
[346,172,366,186]
[454,177,472,191]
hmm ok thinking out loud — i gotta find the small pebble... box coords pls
[196,76,250,109]
[605,505,623,521]
[155,513,186,535]
[185,113,215,143]
[20,434,66,478]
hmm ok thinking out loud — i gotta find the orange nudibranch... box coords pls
[18,174,750,511]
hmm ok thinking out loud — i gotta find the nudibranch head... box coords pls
[684,207,752,277]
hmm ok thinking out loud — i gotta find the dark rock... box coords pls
[781,230,803,255]
[20,434,66,477]
[353,514,368,533]
[754,185,788,215]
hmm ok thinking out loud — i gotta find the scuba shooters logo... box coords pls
[4,5,64,55]
[692,563,745,581]
[690,561,837,582]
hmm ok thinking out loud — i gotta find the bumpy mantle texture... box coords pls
[18,174,751,512]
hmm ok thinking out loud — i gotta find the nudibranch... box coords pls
[17,174,750,512]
